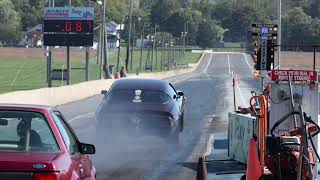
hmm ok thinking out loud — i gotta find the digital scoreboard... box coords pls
[43,7,94,46]
[43,20,93,33]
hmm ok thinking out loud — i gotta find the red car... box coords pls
[0,104,96,180]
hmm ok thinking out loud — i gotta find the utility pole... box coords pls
[66,0,72,85]
[151,25,157,71]
[277,0,282,68]
[126,0,133,72]
[116,18,123,72]
[96,24,101,65]
[161,35,164,70]
[85,0,91,81]
[100,3,104,79]
[102,0,111,78]
[130,19,135,71]
[47,0,53,87]
[155,25,159,69]
[182,21,187,56]
[99,25,103,79]
[139,18,144,71]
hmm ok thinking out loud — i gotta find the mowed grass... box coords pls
[0,48,201,93]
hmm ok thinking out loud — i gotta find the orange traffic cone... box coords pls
[246,139,262,180]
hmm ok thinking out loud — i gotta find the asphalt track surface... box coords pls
[56,52,260,180]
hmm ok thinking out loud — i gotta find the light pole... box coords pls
[66,0,72,85]
[181,31,187,56]
[102,0,111,78]
[126,0,133,72]
[277,0,282,68]
[138,17,144,72]
[96,0,111,79]
[130,18,136,71]
[151,35,154,71]
[116,18,123,72]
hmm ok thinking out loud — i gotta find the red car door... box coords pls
[51,113,83,179]
[54,112,95,180]
[80,154,94,179]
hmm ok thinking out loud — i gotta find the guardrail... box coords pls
[228,112,257,164]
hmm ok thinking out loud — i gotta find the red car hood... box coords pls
[0,152,60,172]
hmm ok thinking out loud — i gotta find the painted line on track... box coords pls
[242,53,254,73]
[236,83,247,107]
[206,133,214,156]
[203,54,213,74]
[227,54,231,75]
[69,112,95,123]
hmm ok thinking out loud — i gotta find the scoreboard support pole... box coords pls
[67,0,71,85]
[85,47,89,81]
[47,47,52,87]
[67,46,70,85]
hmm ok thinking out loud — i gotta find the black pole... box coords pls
[66,0,71,85]
[233,78,236,112]
[126,0,133,72]
[47,48,52,87]
[167,45,170,70]
[155,39,158,69]
[139,22,144,71]
[99,26,103,79]
[85,47,89,81]
[116,18,123,72]
[161,35,164,70]
[67,46,70,85]
[313,46,316,70]
[130,20,135,71]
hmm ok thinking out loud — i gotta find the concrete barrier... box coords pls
[0,51,206,106]
[228,112,257,164]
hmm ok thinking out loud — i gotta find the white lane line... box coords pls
[206,133,214,156]
[227,53,231,75]
[69,112,95,123]
[242,53,254,73]
[237,84,247,107]
[10,63,25,88]
[203,54,213,74]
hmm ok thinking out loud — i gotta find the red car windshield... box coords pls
[0,110,59,152]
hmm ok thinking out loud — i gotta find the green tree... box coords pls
[106,0,128,23]
[11,0,45,30]
[151,0,182,27]
[305,0,320,18]
[0,0,21,45]
[139,0,158,9]
[213,3,267,42]
[165,8,202,45]
[282,7,314,47]
[197,19,225,48]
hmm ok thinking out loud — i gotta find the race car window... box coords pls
[167,83,178,98]
[51,113,80,156]
[0,110,59,152]
[105,90,171,104]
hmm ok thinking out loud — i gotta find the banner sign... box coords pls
[271,70,318,82]
[44,7,94,20]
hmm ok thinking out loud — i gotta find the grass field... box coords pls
[0,47,201,93]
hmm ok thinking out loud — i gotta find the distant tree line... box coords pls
[1,0,320,49]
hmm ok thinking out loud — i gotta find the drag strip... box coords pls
[56,52,259,180]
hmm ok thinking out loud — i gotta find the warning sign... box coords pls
[271,70,318,83]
